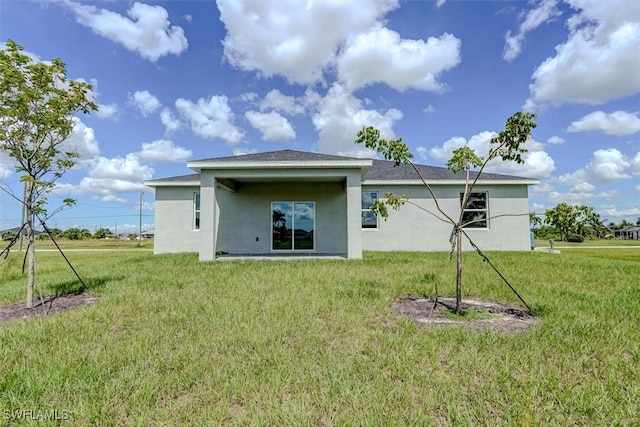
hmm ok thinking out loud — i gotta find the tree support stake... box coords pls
[462,230,532,313]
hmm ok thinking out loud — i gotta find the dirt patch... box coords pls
[392,295,538,332]
[0,292,101,323]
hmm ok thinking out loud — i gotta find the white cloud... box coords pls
[0,152,13,179]
[632,152,640,175]
[526,0,640,107]
[160,108,181,136]
[261,90,305,116]
[89,154,154,182]
[567,110,640,136]
[217,0,400,85]
[428,131,556,178]
[587,148,630,182]
[95,103,119,119]
[137,140,192,164]
[1,119,100,194]
[308,84,402,156]
[547,189,594,204]
[244,111,295,141]
[547,135,565,144]
[598,189,620,198]
[129,90,161,117]
[337,26,461,92]
[64,1,188,62]
[58,118,101,167]
[600,207,640,220]
[416,146,429,160]
[531,181,555,194]
[557,149,632,200]
[175,95,244,145]
[71,177,147,202]
[557,168,588,188]
[56,153,153,201]
[503,0,562,62]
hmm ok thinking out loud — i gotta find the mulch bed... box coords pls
[0,292,101,323]
[392,295,538,332]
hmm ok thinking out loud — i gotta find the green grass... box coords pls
[1,245,639,425]
[535,238,640,247]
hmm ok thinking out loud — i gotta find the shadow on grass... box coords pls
[50,275,120,296]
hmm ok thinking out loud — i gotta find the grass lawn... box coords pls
[535,238,640,248]
[1,243,639,425]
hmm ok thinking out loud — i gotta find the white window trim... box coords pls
[460,191,489,229]
[361,191,379,230]
[193,192,200,231]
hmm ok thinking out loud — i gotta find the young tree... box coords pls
[93,227,113,239]
[0,40,97,308]
[356,112,537,314]
[544,203,606,241]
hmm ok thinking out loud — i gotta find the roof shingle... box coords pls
[147,150,536,184]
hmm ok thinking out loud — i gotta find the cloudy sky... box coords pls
[1,0,639,233]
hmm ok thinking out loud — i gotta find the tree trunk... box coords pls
[25,181,35,309]
[455,230,462,315]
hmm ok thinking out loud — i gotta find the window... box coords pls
[193,192,200,230]
[272,202,315,250]
[361,192,378,229]
[460,192,488,228]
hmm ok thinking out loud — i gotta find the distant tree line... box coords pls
[531,202,640,242]
[1,227,139,241]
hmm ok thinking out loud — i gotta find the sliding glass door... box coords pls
[272,202,314,251]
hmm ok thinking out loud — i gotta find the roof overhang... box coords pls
[144,179,200,188]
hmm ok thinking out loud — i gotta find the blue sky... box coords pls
[1,0,639,233]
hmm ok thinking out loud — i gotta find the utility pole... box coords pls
[139,191,143,247]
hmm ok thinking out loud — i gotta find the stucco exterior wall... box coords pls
[214,181,349,255]
[361,184,532,252]
[153,186,200,254]
[150,179,532,258]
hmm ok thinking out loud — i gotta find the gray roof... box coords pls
[147,150,535,184]
[363,159,531,181]
[192,149,363,163]
[146,173,200,184]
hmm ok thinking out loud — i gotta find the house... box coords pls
[614,227,640,240]
[144,150,538,261]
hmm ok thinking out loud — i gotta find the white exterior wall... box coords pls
[362,184,532,252]
[153,186,201,254]
[199,174,217,261]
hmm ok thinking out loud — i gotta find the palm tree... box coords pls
[272,210,287,243]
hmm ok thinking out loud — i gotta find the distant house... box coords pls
[144,150,538,261]
[614,227,640,240]
[141,229,155,239]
